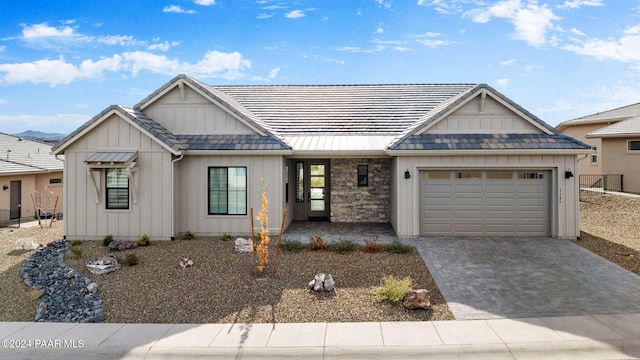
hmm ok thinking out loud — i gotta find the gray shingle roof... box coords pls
[557,102,640,128]
[85,150,138,164]
[587,115,640,138]
[210,83,478,134]
[0,133,63,175]
[177,134,290,151]
[388,134,590,151]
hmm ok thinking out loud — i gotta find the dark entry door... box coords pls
[9,180,21,219]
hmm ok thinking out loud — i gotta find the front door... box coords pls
[294,160,330,220]
[9,180,21,220]
[308,162,329,219]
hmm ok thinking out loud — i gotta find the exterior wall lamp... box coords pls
[404,170,411,179]
[2,185,7,190]
[564,169,574,179]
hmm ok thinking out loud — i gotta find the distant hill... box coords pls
[13,130,67,142]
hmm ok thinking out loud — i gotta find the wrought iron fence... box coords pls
[579,174,623,199]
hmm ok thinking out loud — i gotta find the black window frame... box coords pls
[208,166,247,216]
[357,164,368,187]
[105,168,130,210]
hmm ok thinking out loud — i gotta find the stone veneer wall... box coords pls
[330,158,391,222]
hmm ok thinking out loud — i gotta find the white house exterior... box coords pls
[52,75,590,240]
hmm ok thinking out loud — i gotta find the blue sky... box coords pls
[1,0,639,134]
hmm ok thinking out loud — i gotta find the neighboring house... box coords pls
[585,115,640,194]
[556,103,640,176]
[52,75,590,241]
[0,133,64,224]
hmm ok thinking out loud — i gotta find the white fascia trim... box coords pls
[385,149,593,156]
[183,150,294,156]
[586,132,640,139]
[290,150,388,158]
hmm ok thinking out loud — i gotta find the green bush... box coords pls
[383,239,413,254]
[183,231,196,240]
[70,238,82,247]
[137,234,150,247]
[281,239,306,252]
[361,236,382,253]
[103,234,113,246]
[123,253,139,266]
[308,234,327,251]
[70,246,83,259]
[221,232,232,241]
[370,275,414,305]
[330,239,358,254]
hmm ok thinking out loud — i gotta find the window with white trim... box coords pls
[591,146,598,163]
[208,167,247,215]
[106,168,129,209]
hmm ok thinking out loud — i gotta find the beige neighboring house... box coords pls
[52,75,590,241]
[0,133,64,225]
[556,103,640,176]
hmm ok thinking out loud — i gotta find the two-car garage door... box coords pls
[419,170,550,236]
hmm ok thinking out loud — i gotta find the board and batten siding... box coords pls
[143,86,255,135]
[428,96,540,134]
[174,155,285,236]
[391,154,580,239]
[63,114,173,240]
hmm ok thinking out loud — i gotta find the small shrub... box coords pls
[330,239,358,254]
[308,234,327,251]
[361,236,382,253]
[281,239,306,252]
[29,288,43,301]
[383,239,413,254]
[123,253,139,266]
[70,246,83,259]
[370,275,415,305]
[70,238,82,247]
[183,231,196,240]
[137,234,150,247]
[221,232,232,241]
[103,234,113,247]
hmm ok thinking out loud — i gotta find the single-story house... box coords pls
[585,115,640,194]
[556,103,640,176]
[0,133,64,224]
[51,75,590,240]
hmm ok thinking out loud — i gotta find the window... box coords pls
[486,172,513,179]
[456,172,481,179]
[518,172,544,179]
[357,165,368,187]
[424,172,450,179]
[628,140,640,151]
[106,168,129,209]
[208,167,247,215]
[296,162,304,203]
[285,165,289,203]
[49,178,62,184]
[591,146,598,163]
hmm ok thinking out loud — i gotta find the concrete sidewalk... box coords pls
[2,314,640,359]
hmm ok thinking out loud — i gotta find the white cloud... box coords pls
[147,41,181,51]
[98,35,145,47]
[285,10,305,18]
[465,0,560,47]
[375,23,384,34]
[417,0,469,14]
[501,59,517,66]
[194,0,215,5]
[75,103,88,109]
[375,0,392,9]
[496,78,510,87]
[257,13,273,19]
[569,27,585,36]
[21,23,75,38]
[337,45,386,53]
[564,31,640,62]
[251,67,280,81]
[0,46,5,52]
[557,0,604,10]
[163,5,197,14]
[411,32,451,47]
[0,50,252,85]
[0,98,6,105]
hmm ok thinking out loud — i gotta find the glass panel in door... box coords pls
[308,163,327,217]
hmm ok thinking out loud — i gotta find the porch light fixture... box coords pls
[404,170,411,179]
[2,185,7,191]
[564,169,574,179]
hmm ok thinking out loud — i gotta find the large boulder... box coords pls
[402,289,432,310]
[235,238,253,253]
[108,240,138,251]
[308,273,335,292]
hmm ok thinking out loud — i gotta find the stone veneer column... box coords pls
[330,158,391,222]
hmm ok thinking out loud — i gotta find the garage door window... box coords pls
[518,172,544,179]
[487,172,513,179]
[424,172,450,179]
[456,172,481,179]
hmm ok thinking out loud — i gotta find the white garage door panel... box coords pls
[420,170,550,236]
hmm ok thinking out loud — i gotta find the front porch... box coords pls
[282,221,397,244]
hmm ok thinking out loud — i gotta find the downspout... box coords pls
[170,154,184,240]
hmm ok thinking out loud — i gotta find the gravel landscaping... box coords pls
[573,193,640,276]
[1,222,453,323]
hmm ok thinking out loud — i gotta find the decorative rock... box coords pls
[14,237,38,250]
[86,256,121,275]
[179,257,194,269]
[87,282,99,293]
[308,273,335,292]
[108,240,138,251]
[402,289,432,310]
[235,238,253,253]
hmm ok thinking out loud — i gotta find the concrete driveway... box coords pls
[410,237,640,320]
